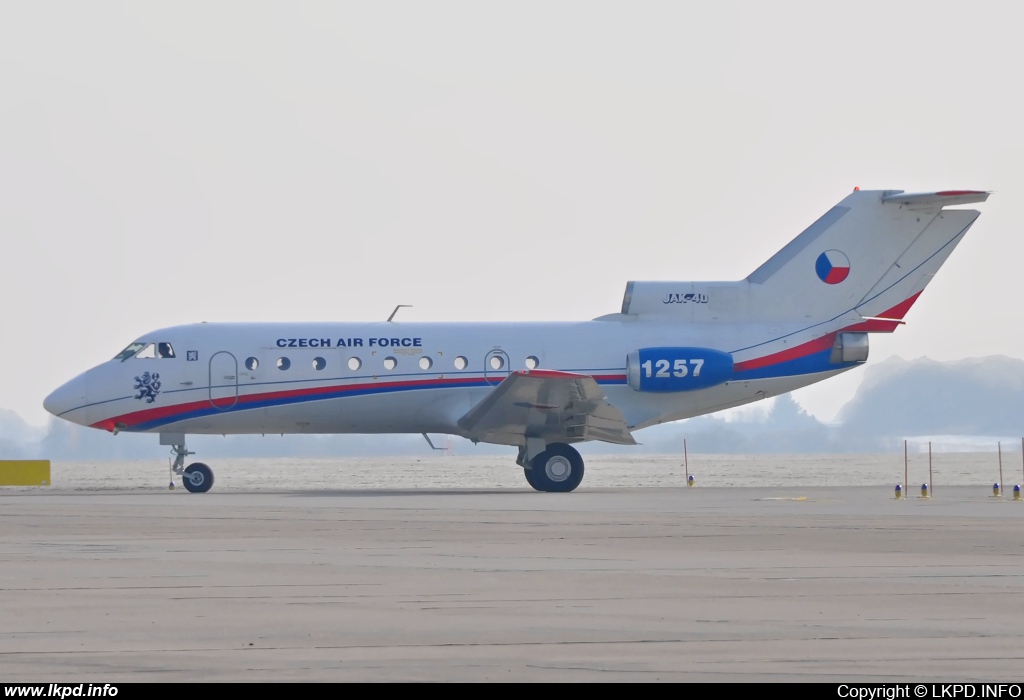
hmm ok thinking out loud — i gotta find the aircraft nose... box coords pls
[43,375,89,418]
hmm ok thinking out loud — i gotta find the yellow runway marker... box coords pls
[0,460,51,486]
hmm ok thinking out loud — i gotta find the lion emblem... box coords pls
[133,372,161,403]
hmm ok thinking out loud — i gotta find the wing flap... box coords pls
[457,370,636,446]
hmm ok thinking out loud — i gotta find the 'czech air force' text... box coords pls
[277,338,422,348]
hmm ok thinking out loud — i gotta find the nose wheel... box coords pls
[169,440,215,493]
[182,463,214,493]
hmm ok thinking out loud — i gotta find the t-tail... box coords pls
[617,188,989,373]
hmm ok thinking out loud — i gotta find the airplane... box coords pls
[43,188,989,493]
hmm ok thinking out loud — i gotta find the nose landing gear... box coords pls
[169,440,215,493]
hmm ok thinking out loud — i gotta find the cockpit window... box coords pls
[115,342,176,361]
[114,343,146,361]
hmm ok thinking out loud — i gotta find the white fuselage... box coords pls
[43,318,851,443]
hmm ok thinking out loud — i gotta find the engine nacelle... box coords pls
[626,347,734,392]
[831,332,869,363]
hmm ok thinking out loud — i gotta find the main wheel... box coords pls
[182,462,214,493]
[529,443,584,492]
[523,466,541,491]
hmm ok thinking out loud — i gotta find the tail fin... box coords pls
[746,189,988,323]
[618,189,988,326]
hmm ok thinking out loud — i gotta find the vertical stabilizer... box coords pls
[744,189,987,323]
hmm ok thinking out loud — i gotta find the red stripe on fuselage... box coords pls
[515,369,588,379]
[734,333,838,372]
[90,374,629,432]
[735,313,912,372]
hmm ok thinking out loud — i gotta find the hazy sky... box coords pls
[2,2,1021,427]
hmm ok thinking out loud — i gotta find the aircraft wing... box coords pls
[457,369,637,447]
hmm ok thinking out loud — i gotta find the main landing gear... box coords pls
[168,439,215,493]
[520,442,585,493]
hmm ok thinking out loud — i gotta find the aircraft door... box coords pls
[483,349,511,387]
[209,351,239,410]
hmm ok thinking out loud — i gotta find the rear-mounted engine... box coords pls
[831,332,869,363]
[626,347,734,392]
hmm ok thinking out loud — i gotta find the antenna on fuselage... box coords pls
[387,305,412,322]
[422,433,446,451]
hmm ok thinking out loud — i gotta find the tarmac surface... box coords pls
[2,485,1023,682]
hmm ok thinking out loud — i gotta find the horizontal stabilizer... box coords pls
[882,190,990,208]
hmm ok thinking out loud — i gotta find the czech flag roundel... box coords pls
[815,250,850,284]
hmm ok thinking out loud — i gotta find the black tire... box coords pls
[182,462,214,493]
[529,443,584,492]
[523,466,542,491]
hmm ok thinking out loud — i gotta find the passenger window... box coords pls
[525,356,539,369]
[313,357,326,370]
[489,355,504,370]
[158,342,175,358]
[135,344,157,359]
[245,357,259,370]
[454,356,468,370]
[419,357,432,370]
[277,357,291,370]
[383,357,397,371]
[348,357,361,371]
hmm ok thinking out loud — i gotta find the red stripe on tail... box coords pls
[876,291,922,320]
